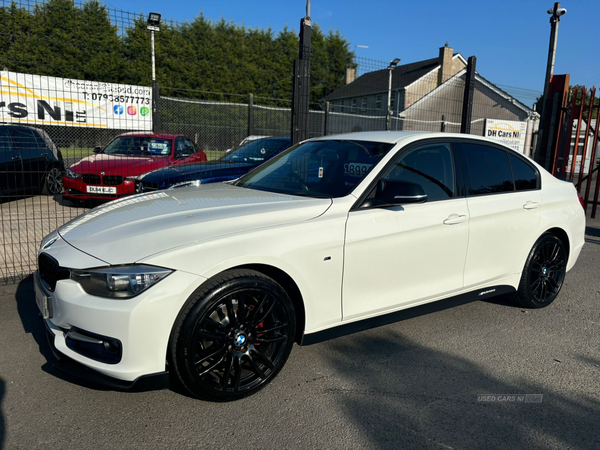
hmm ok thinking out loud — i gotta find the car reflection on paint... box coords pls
[137,137,291,192]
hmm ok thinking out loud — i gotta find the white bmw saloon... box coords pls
[35,132,585,401]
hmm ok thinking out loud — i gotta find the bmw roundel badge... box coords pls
[236,334,246,346]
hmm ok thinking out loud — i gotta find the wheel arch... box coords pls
[232,263,306,345]
[543,227,570,260]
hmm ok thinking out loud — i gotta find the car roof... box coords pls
[309,131,523,150]
[116,132,185,139]
[0,124,44,133]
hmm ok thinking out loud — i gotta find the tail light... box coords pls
[578,193,585,209]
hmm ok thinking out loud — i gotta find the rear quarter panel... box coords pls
[538,172,585,272]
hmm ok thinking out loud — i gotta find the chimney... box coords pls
[438,42,453,86]
[345,67,356,85]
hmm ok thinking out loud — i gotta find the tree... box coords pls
[1,1,357,104]
[79,1,122,83]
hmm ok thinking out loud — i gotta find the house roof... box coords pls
[401,69,536,117]
[324,55,458,101]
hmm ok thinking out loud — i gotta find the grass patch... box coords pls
[60,147,95,159]
[205,149,225,161]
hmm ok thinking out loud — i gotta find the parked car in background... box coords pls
[36,132,585,402]
[63,132,207,201]
[138,137,291,192]
[0,125,64,197]
[225,135,270,153]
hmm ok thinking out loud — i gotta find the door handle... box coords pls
[443,214,467,225]
[11,155,21,161]
[523,201,540,210]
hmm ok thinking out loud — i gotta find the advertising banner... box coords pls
[0,71,152,130]
[484,119,527,153]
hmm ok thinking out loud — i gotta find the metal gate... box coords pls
[546,81,600,218]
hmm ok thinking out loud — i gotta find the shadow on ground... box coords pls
[585,225,600,246]
[323,331,600,449]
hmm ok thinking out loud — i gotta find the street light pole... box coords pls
[151,29,156,83]
[387,58,400,131]
[147,12,161,133]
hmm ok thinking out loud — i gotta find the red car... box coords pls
[63,133,207,201]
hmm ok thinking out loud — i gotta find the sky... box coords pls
[105,0,600,103]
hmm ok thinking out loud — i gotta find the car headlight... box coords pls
[65,168,81,179]
[70,265,173,299]
[169,179,202,189]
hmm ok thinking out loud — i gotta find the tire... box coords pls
[514,234,567,308]
[41,167,63,195]
[170,269,296,401]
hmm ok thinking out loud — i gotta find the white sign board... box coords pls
[484,119,528,153]
[0,71,152,130]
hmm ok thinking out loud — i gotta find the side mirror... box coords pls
[363,180,427,208]
[93,146,102,153]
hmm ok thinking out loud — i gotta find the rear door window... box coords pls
[11,127,46,159]
[509,154,539,191]
[459,143,514,196]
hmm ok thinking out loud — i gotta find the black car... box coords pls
[0,125,64,197]
[138,137,291,192]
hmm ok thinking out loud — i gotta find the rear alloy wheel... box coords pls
[514,234,567,308]
[42,167,63,195]
[170,269,295,401]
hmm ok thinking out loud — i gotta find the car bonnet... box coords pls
[57,183,332,265]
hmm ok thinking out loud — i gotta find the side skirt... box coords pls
[301,285,515,346]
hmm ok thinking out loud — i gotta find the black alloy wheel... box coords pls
[514,234,567,308]
[170,269,296,401]
[42,167,63,195]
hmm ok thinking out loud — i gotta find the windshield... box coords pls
[103,136,172,157]
[222,138,290,164]
[235,140,395,198]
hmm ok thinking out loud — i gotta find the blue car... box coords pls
[137,137,291,192]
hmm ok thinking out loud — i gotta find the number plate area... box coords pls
[344,162,372,177]
[34,273,53,319]
[86,185,117,194]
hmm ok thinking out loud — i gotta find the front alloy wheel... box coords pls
[170,269,295,401]
[515,234,567,308]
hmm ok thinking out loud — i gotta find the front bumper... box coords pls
[62,176,136,200]
[44,320,170,391]
[35,267,206,384]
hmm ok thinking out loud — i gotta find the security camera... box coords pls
[547,6,567,18]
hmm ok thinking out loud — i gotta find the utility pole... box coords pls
[536,2,567,165]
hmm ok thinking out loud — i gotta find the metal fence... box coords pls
[0,0,545,282]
